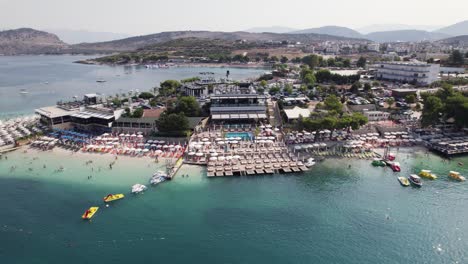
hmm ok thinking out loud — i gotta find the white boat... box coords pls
[20,89,29,94]
[150,171,167,185]
[96,79,106,83]
[305,158,315,167]
[131,184,147,194]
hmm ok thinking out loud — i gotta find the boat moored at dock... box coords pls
[150,171,168,185]
[371,158,386,167]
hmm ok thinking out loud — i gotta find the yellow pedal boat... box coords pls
[103,193,125,202]
[449,171,466,181]
[82,207,99,220]
[419,170,437,180]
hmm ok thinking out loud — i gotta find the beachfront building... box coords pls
[283,106,312,123]
[36,104,123,133]
[375,61,440,85]
[363,110,390,122]
[209,84,267,124]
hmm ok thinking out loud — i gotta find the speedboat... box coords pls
[82,207,99,220]
[103,193,125,202]
[408,174,422,187]
[96,79,106,83]
[305,158,315,167]
[20,89,29,94]
[391,162,401,172]
[371,158,386,167]
[448,171,466,181]
[387,153,396,161]
[397,176,410,187]
[131,184,147,194]
[150,171,167,185]
[419,170,437,180]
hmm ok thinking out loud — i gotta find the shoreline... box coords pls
[74,59,272,69]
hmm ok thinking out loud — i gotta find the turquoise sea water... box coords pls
[1,147,467,263]
[0,55,266,119]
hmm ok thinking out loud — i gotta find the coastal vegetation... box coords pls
[421,84,468,127]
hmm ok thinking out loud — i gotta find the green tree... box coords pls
[302,55,320,69]
[284,84,293,95]
[356,56,367,68]
[280,56,289,64]
[303,73,316,88]
[386,97,395,109]
[421,96,443,127]
[405,94,416,104]
[260,80,268,87]
[132,107,144,118]
[156,112,189,133]
[174,96,201,117]
[343,59,351,68]
[323,95,343,114]
[364,83,372,92]
[448,50,465,66]
[159,80,181,96]
[138,92,155,100]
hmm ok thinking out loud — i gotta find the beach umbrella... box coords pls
[174,145,182,149]
[155,150,163,154]
[119,133,125,137]
[130,134,136,137]
[195,152,204,157]
[202,138,209,142]
[163,145,169,148]
[235,137,242,141]
[137,131,143,135]
[211,152,218,157]
[209,157,218,161]
[102,133,109,136]
[218,156,225,161]
[233,155,241,159]
[168,144,175,148]
[159,140,165,144]
[188,152,196,156]
[136,148,142,152]
[147,140,153,143]
[137,135,143,138]
[143,149,150,152]
[204,142,211,145]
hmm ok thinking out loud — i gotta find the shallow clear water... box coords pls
[0,55,266,119]
[0,148,467,263]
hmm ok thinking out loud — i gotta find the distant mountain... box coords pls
[73,30,367,53]
[365,30,450,42]
[434,20,468,36]
[46,29,131,44]
[436,35,468,45]
[357,24,442,34]
[245,26,297,33]
[292,26,363,39]
[0,28,69,55]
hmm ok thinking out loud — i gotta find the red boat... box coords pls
[391,162,401,172]
[387,153,396,161]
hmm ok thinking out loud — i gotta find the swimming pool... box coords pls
[225,132,253,140]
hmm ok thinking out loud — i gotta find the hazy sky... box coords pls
[1,0,467,35]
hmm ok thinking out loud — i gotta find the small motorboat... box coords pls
[397,176,410,187]
[448,171,466,181]
[131,184,147,194]
[20,89,29,94]
[305,158,315,167]
[419,170,437,180]
[371,158,386,167]
[103,193,125,202]
[387,153,396,161]
[391,162,401,172]
[150,171,167,185]
[82,207,99,220]
[408,174,422,187]
[96,79,106,83]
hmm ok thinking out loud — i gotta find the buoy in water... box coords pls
[106,204,109,208]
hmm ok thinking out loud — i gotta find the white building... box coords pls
[363,111,390,121]
[376,61,440,85]
[367,43,380,52]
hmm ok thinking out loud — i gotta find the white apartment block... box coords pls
[367,43,380,52]
[376,61,440,85]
